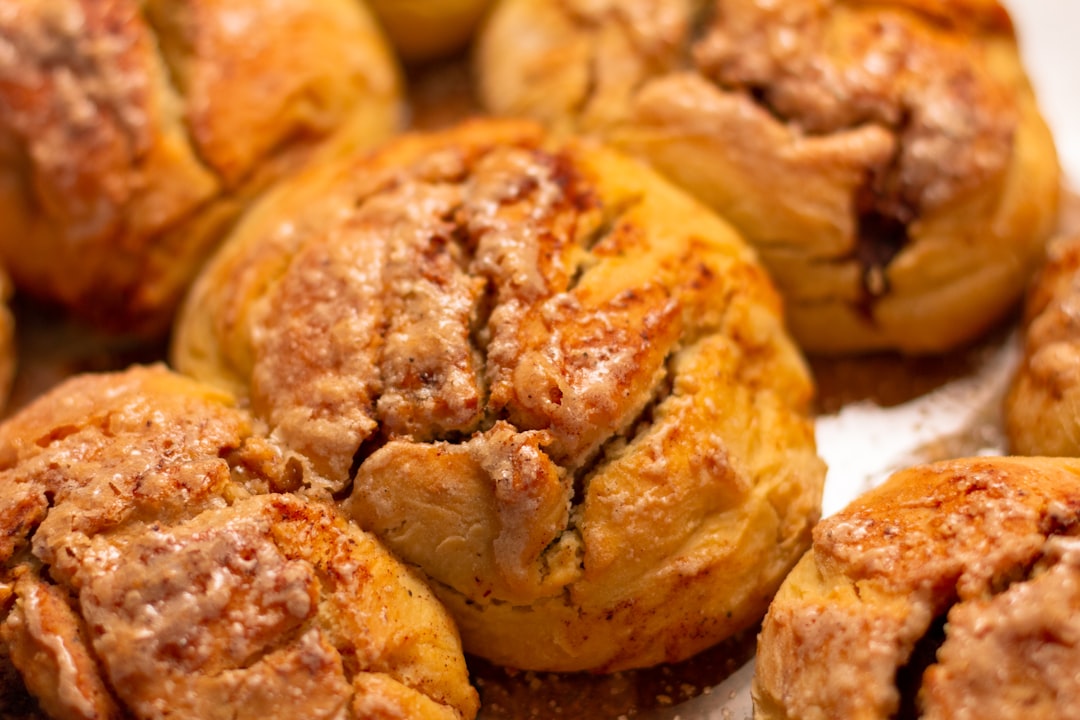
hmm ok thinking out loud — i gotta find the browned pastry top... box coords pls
[753,456,1080,719]
[173,117,825,672]
[689,0,1015,215]
[0,0,401,334]
[0,365,479,720]
[476,0,1061,353]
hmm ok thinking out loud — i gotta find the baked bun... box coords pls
[754,456,1080,719]
[0,364,479,720]
[1006,234,1080,455]
[0,0,402,336]
[475,0,1061,354]
[171,118,826,672]
[368,0,493,63]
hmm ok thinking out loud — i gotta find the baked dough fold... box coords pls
[0,365,479,720]
[172,118,826,672]
[754,456,1080,719]
[475,0,1061,354]
[367,0,494,63]
[0,0,401,335]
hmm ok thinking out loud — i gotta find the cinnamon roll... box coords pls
[754,456,1080,719]
[171,117,826,672]
[0,0,402,336]
[1006,233,1080,455]
[475,0,1061,354]
[0,365,479,720]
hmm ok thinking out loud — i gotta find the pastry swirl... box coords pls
[172,118,826,672]
[475,0,1061,354]
[754,456,1080,719]
[0,0,402,335]
[0,365,479,720]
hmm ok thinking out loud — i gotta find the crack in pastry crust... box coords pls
[0,365,479,720]
[753,456,1080,720]
[476,0,1060,354]
[0,0,402,336]
[172,118,826,672]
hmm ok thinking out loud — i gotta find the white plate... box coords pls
[1013,0,1080,188]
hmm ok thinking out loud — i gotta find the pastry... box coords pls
[0,364,479,720]
[1006,233,1080,456]
[0,0,402,336]
[754,456,1080,719]
[475,0,1061,354]
[368,0,493,63]
[171,117,826,672]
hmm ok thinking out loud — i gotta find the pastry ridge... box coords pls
[0,364,479,720]
[172,117,826,672]
[754,456,1080,720]
[475,0,1061,354]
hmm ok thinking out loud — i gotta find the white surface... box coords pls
[816,332,1019,516]
[1010,0,1080,187]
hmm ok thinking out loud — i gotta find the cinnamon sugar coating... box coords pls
[0,0,401,335]
[172,118,826,672]
[754,456,1080,719]
[476,0,1061,354]
[0,365,479,720]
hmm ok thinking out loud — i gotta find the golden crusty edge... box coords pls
[1005,233,1080,456]
[475,0,1061,354]
[754,456,1080,720]
[172,117,826,672]
[0,0,401,336]
[0,364,479,720]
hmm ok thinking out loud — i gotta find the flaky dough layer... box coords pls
[476,0,1061,354]
[0,365,479,720]
[754,456,1080,720]
[172,118,826,672]
[0,0,401,335]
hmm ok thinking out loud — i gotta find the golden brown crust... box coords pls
[172,117,826,672]
[753,456,1080,720]
[0,0,402,336]
[0,365,479,720]
[1005,233,1080,455]
[475,0,1061,354]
